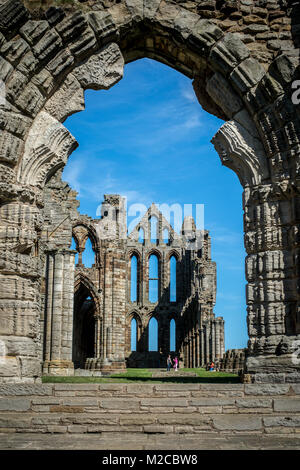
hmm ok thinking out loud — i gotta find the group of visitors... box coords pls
[166,354,178,371]
[206,362,218,372]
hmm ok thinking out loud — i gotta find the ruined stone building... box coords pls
[41,185,224,374]
[1,0,300,383]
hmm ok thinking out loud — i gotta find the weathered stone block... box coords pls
[188,19,223,56]
[20,20,49,46]
[213,415,262,431]
[0,55,13,81]
[230,57,265,93]
[16,51,38,78]
[46,48,74,78]
[33,29,62,63]
[0,397,30,411]
[274,398,300,412]
[141,398,188,407]
[0,0,29,36]
[15,82,44,116]
[236,398,272,408]
[87,11,117,42]
[206,71,243,118]
[0,131,23,165]
[100,398,139,409]
[245,384,290,395]
[0,384,53,396]
[44,7,65,26]
[19,357,41,378]
[189,398,236,406]
[73,43,124,90]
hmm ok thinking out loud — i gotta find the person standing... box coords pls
[167,355,172,372]
[173,356,178,371]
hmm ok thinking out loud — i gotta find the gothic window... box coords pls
[148,317,158,351]
[149,254,159,303]
[150,216,158,243]
[131,318,137,351]
[82,238,95,268]
[130,255,138,302]
[170,255,177,302]
[170,319,176,351]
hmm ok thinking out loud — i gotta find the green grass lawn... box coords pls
[42,368,240,384]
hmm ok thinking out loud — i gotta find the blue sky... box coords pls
[64,58,248,351]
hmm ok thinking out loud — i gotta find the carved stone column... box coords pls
[43,249,75,375]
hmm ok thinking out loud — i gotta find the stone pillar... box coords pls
[205,323,210,364]
[244,185,300,381]
[215,321,221,360]
[211,321,216,361]
[192,333,196,368]
[200,328,204,367]
[0,200,43,382]
[43,249,75,376]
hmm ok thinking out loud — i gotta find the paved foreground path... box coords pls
[1,383,300,450]
[1,432,300,450]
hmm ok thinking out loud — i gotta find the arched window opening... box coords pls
[73,284,96,368]
[131,318,137,351]
[70,237,79,265]
[149,254,159,303]
[82,238,95,268]
[170,255,177,302]
[150,216,158,244]
[130,255,138,302]
[163,228,169,244]
[148,317,158,351]
[138,227,144,244]
[170,319,176,352]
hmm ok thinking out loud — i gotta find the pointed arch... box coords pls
[170,318,176,352]
[148,316,158,352]
[148,253,159,303]
[170,255,177,303]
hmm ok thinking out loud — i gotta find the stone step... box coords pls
[0,383,299,443]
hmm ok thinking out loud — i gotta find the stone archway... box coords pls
[0,0,299,382]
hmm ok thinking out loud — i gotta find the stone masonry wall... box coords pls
[0,0,299,383]
[0,383,299,438]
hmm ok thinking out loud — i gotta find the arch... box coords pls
[148,317,158,352]
[81,237,95,268]
[72,220,100,256]
[170,255,177,303]
[148,253,159,303]
[73,275,98,368]
[74,273,101,318]
[170,319,176,352]
[131,318,137,352]
[1,1,299,382]
[130,254,138,303]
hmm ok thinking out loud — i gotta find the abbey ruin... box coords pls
[0,0,299,385]
[43,192,225,374]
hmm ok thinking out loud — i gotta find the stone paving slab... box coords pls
[0,433,300,450]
